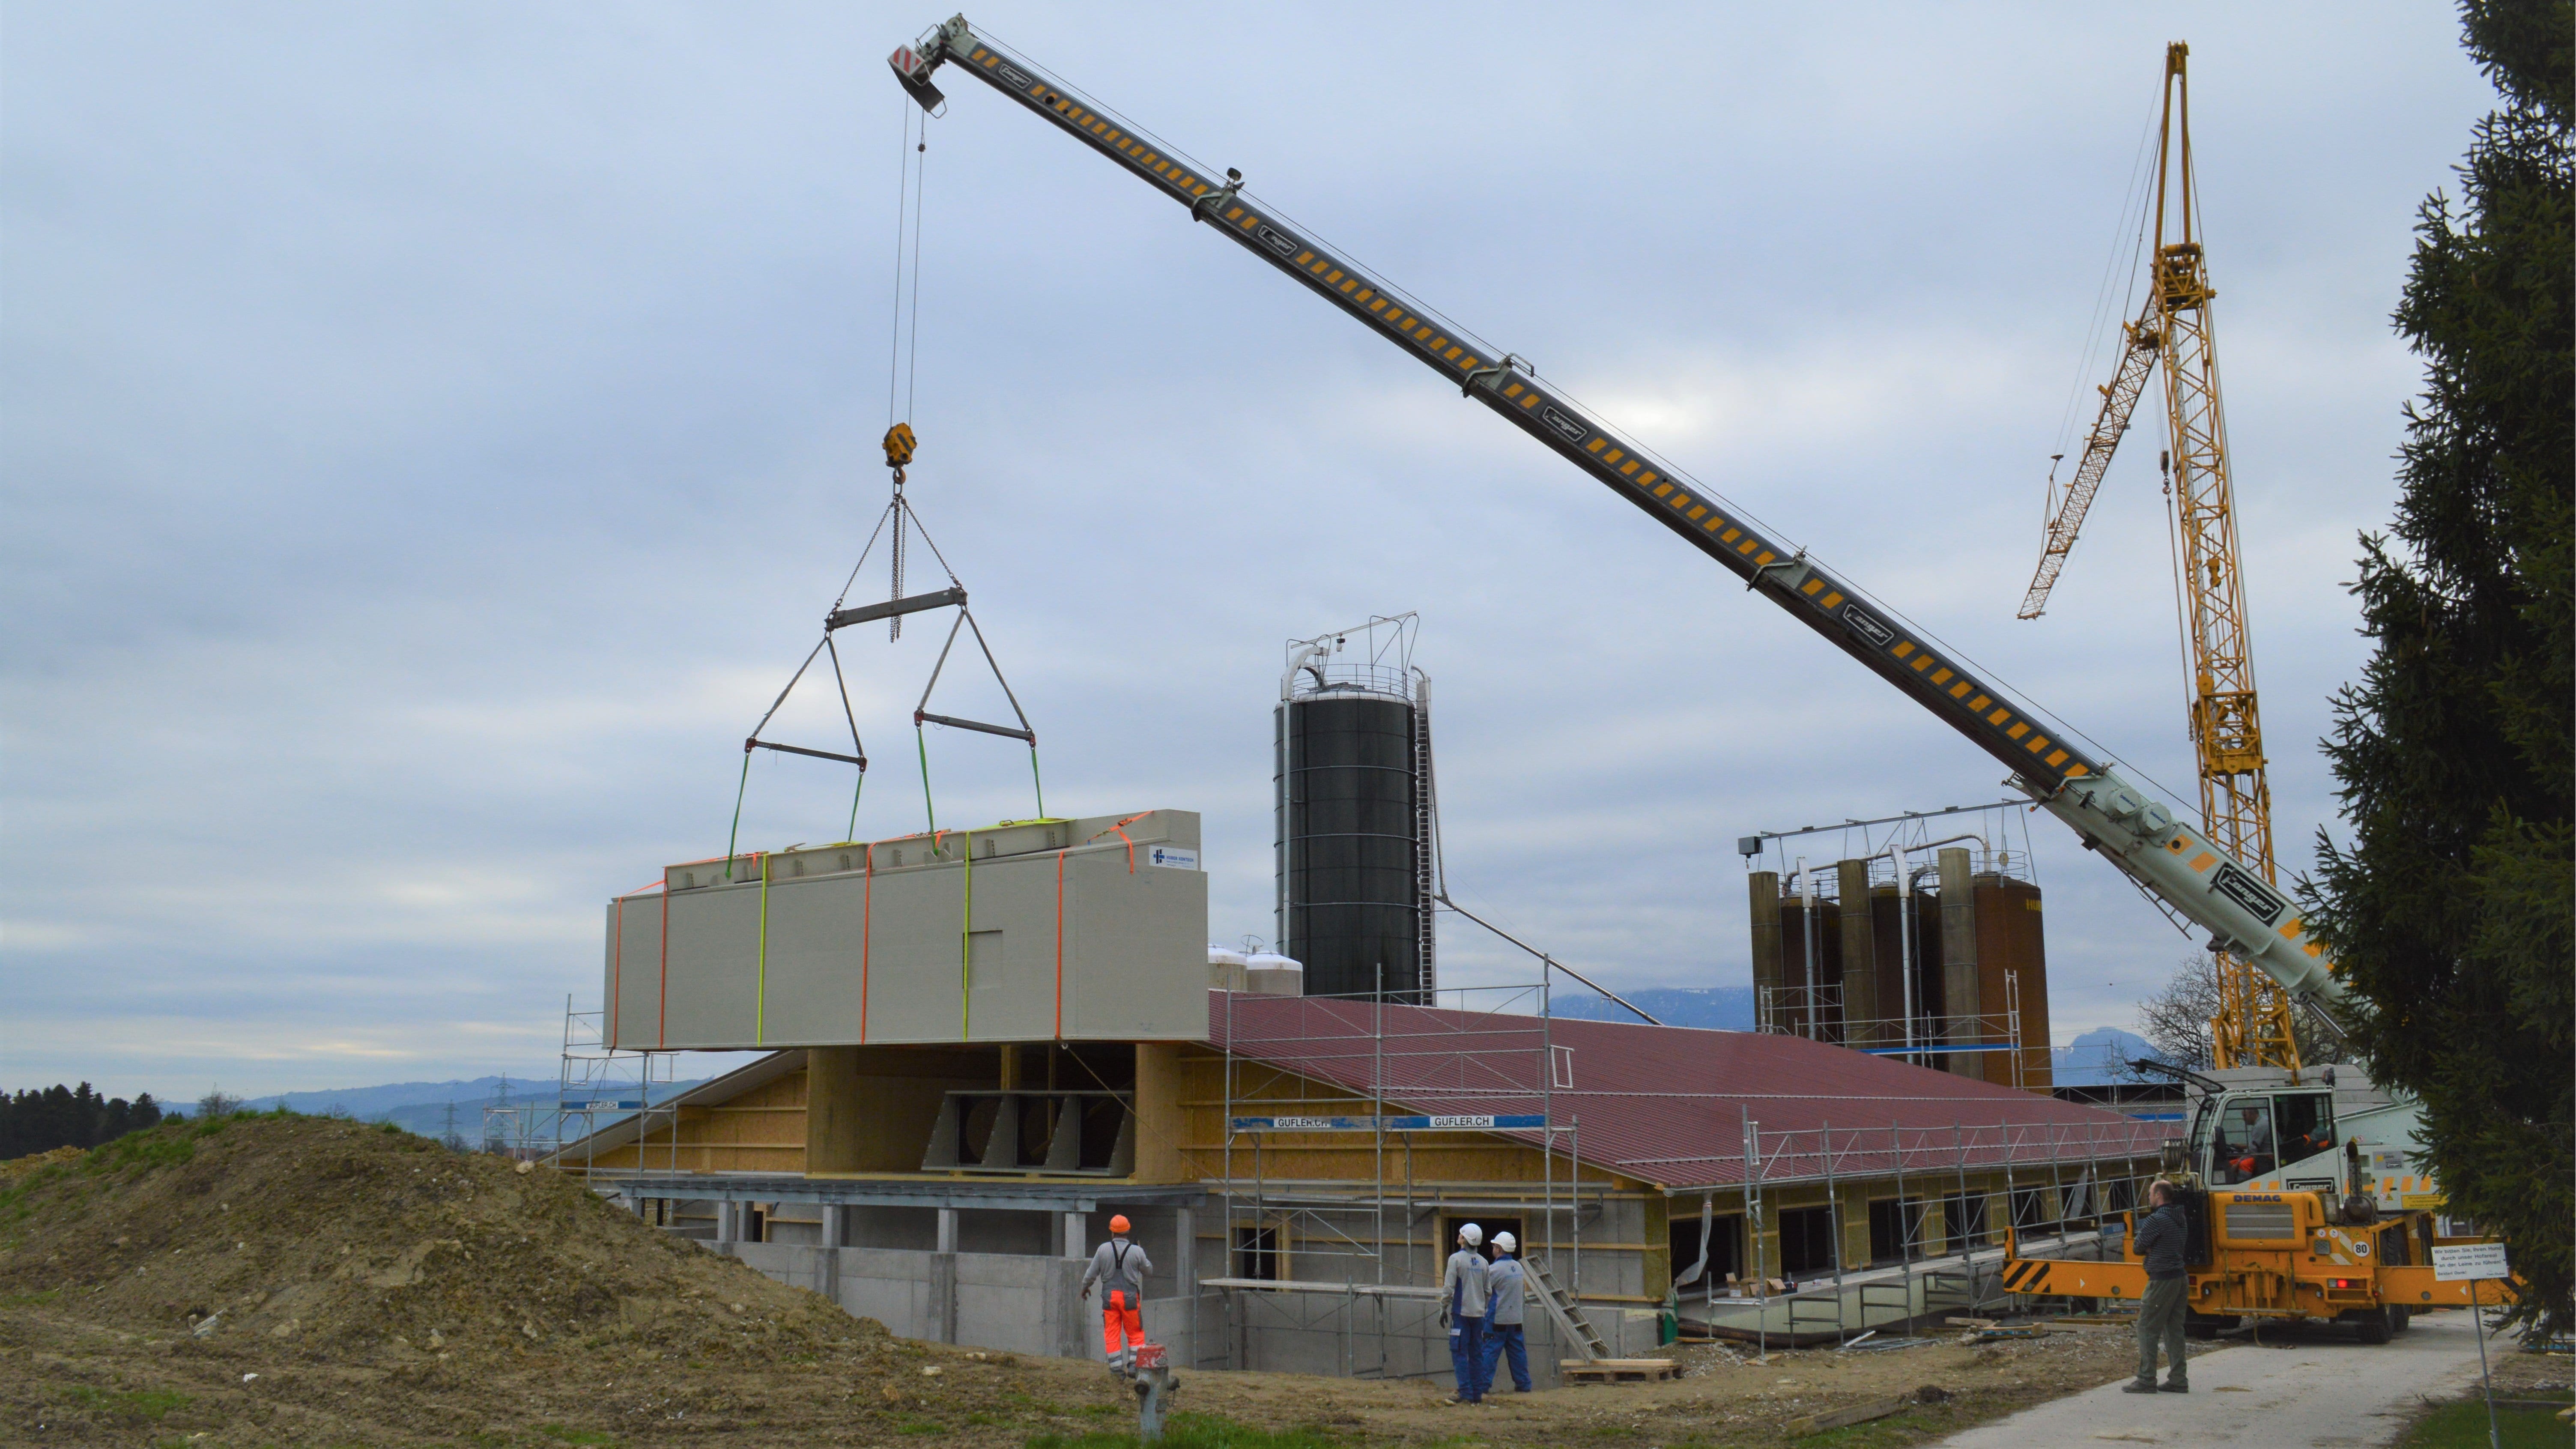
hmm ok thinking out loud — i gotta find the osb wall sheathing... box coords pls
[589,1065,809,1173]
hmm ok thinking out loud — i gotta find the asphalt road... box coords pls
[1934,1309,2495,1448]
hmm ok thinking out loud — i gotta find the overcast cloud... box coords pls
[2,3,2490,1096]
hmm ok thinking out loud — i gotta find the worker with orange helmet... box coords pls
[1080,1212,1154,1377]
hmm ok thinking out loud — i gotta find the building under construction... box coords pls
[557,799,2166,1382]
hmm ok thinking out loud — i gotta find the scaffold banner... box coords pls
[1230,1114,1546,1133]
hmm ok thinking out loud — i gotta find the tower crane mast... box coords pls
[2018,43,2299,1072]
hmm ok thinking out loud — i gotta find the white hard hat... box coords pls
[1492,1231,1516,1253]
[1459,1222,1483,1246]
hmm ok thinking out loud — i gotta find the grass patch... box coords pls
[532,1426,618,1446]
[0,1288,61,1308]
[897,1420,946,1435]
[1799,1409,1949,1446]
[1022,1410,1354,1449]
[88,1131,196,1173]
[60,1385,191,1422]
[2396,1392,2574,1449]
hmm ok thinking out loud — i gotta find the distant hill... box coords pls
[1547,987,1755,1032]
[238,1076,563,1121]
[2051,1027,2162,1087]
[235,1075,702,1143]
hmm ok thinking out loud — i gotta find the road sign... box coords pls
[2432,1242,2510,1281]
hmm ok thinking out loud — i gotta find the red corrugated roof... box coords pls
[1207,992,2169,1191]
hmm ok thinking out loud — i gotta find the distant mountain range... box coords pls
[1546,987,1756,1031]
[2050,1027,2164,1087]
[234,1074,704,1142]
[203,1020,2157,1142]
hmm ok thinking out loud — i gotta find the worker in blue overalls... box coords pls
[1441,1222,1489,1405]
[1480,1230,1533,1395]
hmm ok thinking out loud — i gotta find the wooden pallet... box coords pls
[1560,1358,1679,1383]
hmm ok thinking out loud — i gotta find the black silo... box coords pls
[1275,687,1426,1002]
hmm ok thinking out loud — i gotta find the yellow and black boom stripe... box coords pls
[931,28,2099,791]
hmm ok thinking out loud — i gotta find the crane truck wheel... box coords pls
[2184,1309,2237,1339]
[2389,1305,2412,1333]
[2352,1308,2394,1344]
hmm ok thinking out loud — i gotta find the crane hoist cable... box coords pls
[721,424,1050,868]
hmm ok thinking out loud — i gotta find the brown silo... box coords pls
[1973,872,2052,1089]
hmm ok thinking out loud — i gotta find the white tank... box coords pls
[1244,952,1304,997]
[1209,945,1251,992]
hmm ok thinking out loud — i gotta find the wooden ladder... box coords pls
[1524,1253,1608,1361]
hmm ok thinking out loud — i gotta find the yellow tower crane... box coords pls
[2018,42,2301,1072]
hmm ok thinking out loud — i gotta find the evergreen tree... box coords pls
[0,1084,168,1158]
[2307,0,2573,1334]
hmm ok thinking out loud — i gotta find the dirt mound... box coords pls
[2,1114,882,1364]
[0,1146,81,1183]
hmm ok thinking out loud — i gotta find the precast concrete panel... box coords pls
[664,882,764,1046]
[604,895,667,1048]
[606,810,1206,1048]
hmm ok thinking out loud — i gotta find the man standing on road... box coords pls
[2125,1180,2190,1394]
[1480,1231,1533,1395]
[1080,1213,1152,1379]
[1440,1222,1489,1404]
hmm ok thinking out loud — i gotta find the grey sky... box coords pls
[2,4,2489,1096]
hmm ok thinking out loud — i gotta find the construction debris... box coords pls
[1561,1357,1682,1383]
[1787,1394,1910,1436]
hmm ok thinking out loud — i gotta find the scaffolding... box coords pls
[1208,968,1582,1380]
[483,995,679,1165]
[1200,970,2167,1374]
[1661,1114,2165,1348]
[1759,975,2033,1088]
[1746,801,2047,1082]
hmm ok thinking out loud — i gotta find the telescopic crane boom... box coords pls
[884,17,2345,1022]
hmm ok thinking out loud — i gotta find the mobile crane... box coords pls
[882,15,2502,1336]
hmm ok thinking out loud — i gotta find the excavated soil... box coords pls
[0,1116,2204,1446]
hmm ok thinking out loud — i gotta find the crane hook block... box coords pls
[884,422,918,469]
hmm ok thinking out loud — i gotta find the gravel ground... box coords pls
[0,1118,2239,1446]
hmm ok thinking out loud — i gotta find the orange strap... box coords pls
[1086,811,1155,873]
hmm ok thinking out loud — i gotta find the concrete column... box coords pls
[1063,1211,1087,1260]
[1937,848,1981,1079]
[1746,870,1783,1032]
[926,1205,961,1344]
[821,1204,846,1248]
[1835,860,1881,1044]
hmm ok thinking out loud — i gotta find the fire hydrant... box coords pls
[1131,1341,1176,1441]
